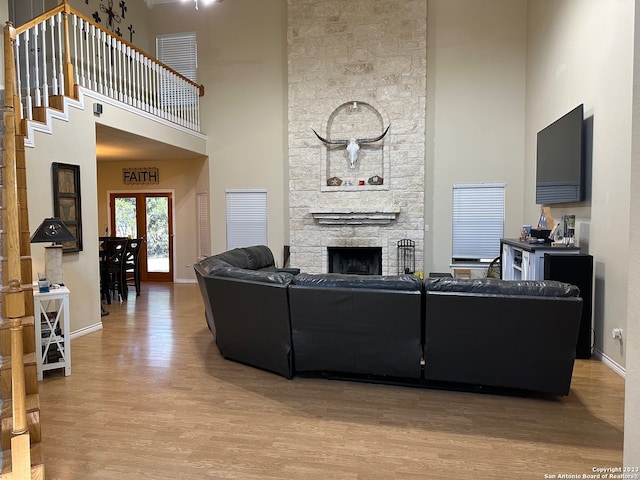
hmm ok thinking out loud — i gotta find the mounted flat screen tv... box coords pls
[536,104,584,204]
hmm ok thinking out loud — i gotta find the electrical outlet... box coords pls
[612,328,623,340]
[185,264,191,269]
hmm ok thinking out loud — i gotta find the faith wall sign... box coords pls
[123,167,159,185]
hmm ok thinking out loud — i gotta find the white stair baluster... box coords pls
[32,25,42,108]
[14,34,25,121]
[71,14,79,87]
[23,30,33,120]
[78,18,86,88]
[116,39,123,102]
[39,22,49,107]
[49,16,59,95]
[100,30,106,94]
[56,12,64,96]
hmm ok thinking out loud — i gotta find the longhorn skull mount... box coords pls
[312,125,390,169]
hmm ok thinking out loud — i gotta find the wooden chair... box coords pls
[100,238,128,304]
[124,237,143,296]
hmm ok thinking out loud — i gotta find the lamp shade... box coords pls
[30,218,76,244]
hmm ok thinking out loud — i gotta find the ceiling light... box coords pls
[183,0,218,10]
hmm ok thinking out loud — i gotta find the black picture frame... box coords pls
[52,162,83,253]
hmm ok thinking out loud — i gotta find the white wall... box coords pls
[624,0,640,467]
[426,0,528,275]
[525,0,634,369]
[25,104,101,334]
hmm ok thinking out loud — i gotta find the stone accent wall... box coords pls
[288,0,427,275]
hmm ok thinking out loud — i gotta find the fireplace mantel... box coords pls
[310,207,401,225]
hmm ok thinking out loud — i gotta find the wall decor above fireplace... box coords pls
[316,101,391,192]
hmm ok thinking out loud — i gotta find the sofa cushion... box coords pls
[197,256,232,275]
[292,273,422,291]
[214,248,251,269]
[241,245,275,270]
[209,266,293,285]
[424,277,580,297]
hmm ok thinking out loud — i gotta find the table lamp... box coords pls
[30,218,76,285]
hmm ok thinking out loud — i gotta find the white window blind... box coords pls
[452,183,505,261]
[197,192,210,259]
[156,32,197,107]
[156,32,197,81]
[226,190,268,250]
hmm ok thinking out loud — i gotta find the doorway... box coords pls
[109,192,174,282]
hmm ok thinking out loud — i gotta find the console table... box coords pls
[33,286,71,381]
[501,238,580,281]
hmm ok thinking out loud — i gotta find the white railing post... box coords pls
[71,13,79,86]
[33,25,42,107]
[49,15,59,95]
[22,29,33,119]
[40,20,49,106]
[56,12,64,96]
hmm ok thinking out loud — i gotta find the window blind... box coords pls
[452,183,505,261]
[197,192,210,259]
[226,190,268,250]
[156,32,197,81]
[156,32,197,107]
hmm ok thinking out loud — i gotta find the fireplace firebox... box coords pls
[327,247,382,275]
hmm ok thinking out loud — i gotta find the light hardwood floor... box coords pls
[38,283,624,479]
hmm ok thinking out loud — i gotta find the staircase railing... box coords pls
[13,0,204,133]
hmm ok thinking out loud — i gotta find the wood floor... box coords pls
[37,283,624,479]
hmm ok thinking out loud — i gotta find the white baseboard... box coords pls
[593,348,626,378]
[174,278,197,284]
[70,322,103,340]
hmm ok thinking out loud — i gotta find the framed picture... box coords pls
[52,162,83,253]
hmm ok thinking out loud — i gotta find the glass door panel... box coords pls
[114,197,138,238]
[146,196,170,274]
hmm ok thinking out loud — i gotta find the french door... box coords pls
[109,192,173,282]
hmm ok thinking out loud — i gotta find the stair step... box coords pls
[0,394,41,451]
[1,439,44,479]
[0,353,38,401]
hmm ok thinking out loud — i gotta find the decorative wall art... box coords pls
[315,101,391,191]
[89,0,134,42]
[52,163,83,253]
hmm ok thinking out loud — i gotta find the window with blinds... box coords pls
[226,190,268,250]
[156,32,197,107]
[452,183,505,262]
[197,192,210,259]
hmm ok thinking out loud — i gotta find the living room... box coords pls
[12,0,640,468]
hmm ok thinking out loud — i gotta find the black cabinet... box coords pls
[544,254,593,359]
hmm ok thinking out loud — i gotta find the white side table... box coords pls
[33,286,71,381]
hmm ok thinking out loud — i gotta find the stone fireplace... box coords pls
[287,1,427,275]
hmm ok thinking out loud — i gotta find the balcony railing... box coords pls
[12,0,204,133]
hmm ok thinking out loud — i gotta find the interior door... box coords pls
[110,192,173,282]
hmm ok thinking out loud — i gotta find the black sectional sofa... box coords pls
[195,245,583,396]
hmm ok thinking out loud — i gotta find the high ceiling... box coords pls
[95,124,202,162]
